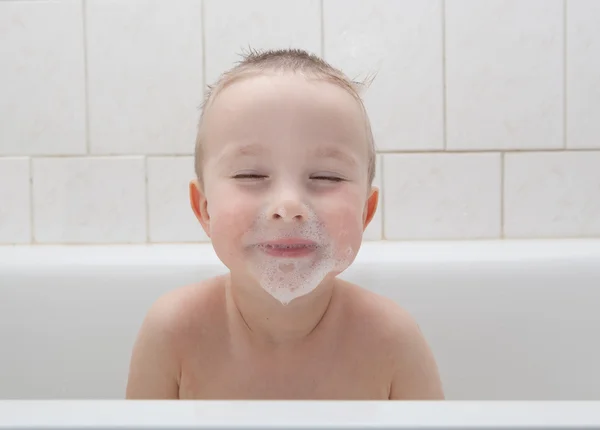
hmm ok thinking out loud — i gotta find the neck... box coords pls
[225,273,336,345]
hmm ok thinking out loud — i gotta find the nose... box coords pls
[269,199,308,222]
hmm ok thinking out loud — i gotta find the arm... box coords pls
[125,296,181,399]
[389,321,445,400]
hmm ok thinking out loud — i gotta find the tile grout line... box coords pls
[201,0,207,103]
[4,147,600,161]
[563,0,568,150]
[1,154,194,159]
[441,0,447,151]
[144,157,150,243]
[379,155,385,240]
[82,0,91,155]
[5,233,600,247]
[29,157,35,244]
[320,0,325,58]
[500,152,505,239]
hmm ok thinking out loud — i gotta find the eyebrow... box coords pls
[218,142,265,163]
[236,143,265,156]
[313,146,358,166]
[217,142,358,165]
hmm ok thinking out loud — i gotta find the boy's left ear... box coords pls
[362,186,379,230]
[189,179,211,238]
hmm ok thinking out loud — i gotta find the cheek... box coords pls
[207,186,258,248]
[317,189,365,251]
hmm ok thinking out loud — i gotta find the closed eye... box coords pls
[232,174,268,180]
[311,176,345,182]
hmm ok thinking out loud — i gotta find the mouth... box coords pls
[256,239,319,258]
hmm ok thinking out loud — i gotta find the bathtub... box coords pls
[0,239,599,401]
[1,401,600,429]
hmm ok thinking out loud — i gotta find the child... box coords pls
[126,48,444,400]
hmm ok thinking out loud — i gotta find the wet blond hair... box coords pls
[194,48,375,187]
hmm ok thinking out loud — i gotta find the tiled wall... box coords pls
[1,0,599,245]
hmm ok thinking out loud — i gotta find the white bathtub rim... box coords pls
[1,239,600,267]
[1,401,600,428]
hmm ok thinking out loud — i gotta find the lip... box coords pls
[256,238,318,258]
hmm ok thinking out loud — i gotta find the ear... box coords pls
[362,186,379,231]
[189,179,211,238]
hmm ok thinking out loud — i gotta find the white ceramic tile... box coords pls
[0,158,31,244]
[362,154,383,241]
[32,157,146,243]
[383,153,501,240]
[204,0,321,85]
[504,152,600,238]
[0,1,86,156]
[324,0,444,151]
[567,0,600,149]
[147,156,209,243]
[445,0,564,150]
[86,0,203,155]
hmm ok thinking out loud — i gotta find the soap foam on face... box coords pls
[242,208,353,305]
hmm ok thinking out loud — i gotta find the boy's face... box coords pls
[191,73,378,304]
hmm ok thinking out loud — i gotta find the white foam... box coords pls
[242,207,353,305]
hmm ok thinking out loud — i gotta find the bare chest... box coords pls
[178,338,392,400]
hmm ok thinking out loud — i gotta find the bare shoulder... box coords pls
[125,276,225,399]
[337,280,445,400]
[136,276,224,345]
[336,279,421,339]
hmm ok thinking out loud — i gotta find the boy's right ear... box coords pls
[189,179,211,238]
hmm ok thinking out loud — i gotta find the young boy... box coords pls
[126,48,444,400]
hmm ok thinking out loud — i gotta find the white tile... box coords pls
[0,1,86,155]
[32,157,146,243]
[504,152,600,238]
[567,0,600,149]
[324,0,444,151]
[147,156,209,243]
[362,154,383,241]
[0,158,31,244]
[445,0,564,150]
[383,153,501,240]
[204,0,321,85]
[86,0,203,155]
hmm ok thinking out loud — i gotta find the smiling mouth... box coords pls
[256,240,318,257]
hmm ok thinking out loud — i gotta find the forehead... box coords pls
[201,72,368,158]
